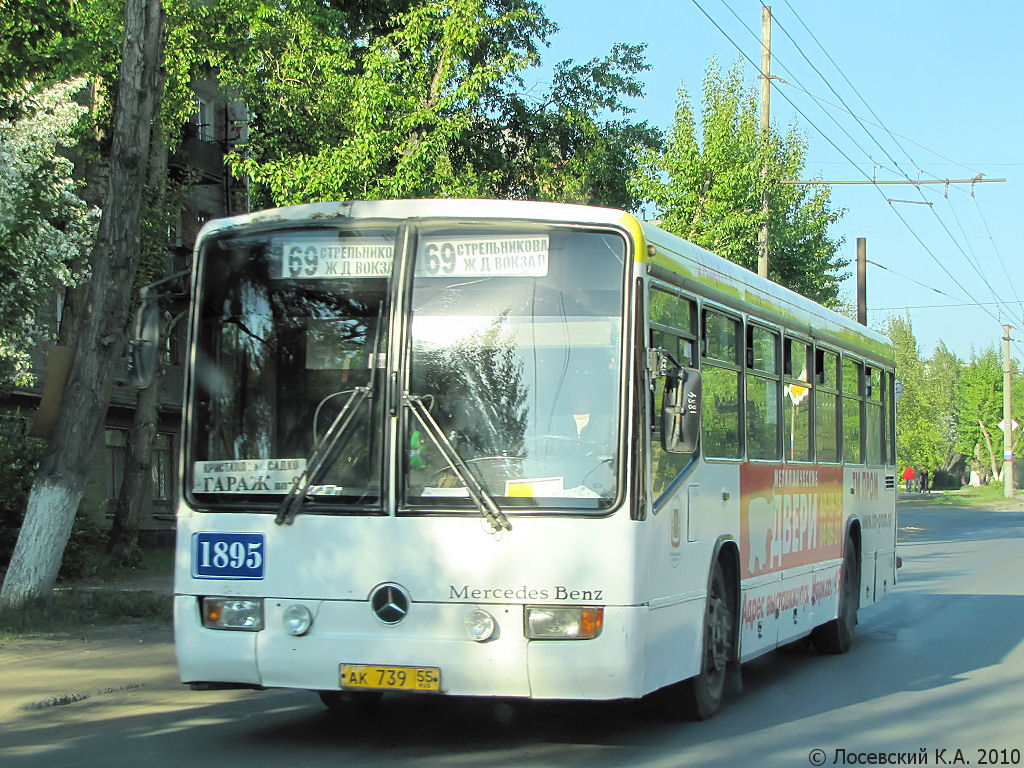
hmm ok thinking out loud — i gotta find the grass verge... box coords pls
[904,483,1024,508]
[0,588,171,638]
[0,545,174,638]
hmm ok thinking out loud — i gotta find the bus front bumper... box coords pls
[174,595,647,701]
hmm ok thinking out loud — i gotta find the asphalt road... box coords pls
[3,500,1024,768]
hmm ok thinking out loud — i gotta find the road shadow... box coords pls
[3,507,1022,766]
[3,588,1022,768]
[898,504,1024,543]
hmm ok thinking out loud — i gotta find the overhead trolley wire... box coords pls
[690,0,1021,346]
[768,4,917,185]
[775,1,1023,328]
[713,0,905,182]
[864,260,962,303]
[972,194,1024,320]
[771,83,986,181]
[941,193,1022,316]
[780,0,922,177]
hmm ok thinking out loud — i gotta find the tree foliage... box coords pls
[0,80,99,387]
[955,346,1024,482]
[166,0,656,208]
[632,58,847,307]
[888,312,1024,485]
[0,0,166,609]
[0,0,82,117]
[926,341,963,473]
[888,315,955,475]
[480,43,661,208]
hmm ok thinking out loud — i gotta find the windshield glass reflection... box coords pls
[189,228,391,506]
[404,227,626,511]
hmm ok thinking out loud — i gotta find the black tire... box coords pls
[811,533,860,654]
[677,559,735,720]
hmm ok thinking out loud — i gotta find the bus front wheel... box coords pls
[674,559,735,720]
[811,533,859,654]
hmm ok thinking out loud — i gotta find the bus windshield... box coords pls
[404,226,626,511]
[186,222,626,514]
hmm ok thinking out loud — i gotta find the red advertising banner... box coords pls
[739,464,844,579]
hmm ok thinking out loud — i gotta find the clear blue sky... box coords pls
[532,0,1024,362]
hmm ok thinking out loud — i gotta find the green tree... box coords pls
[0,0,81,117]
[0,79,98,388]
[925,341,963,474]
[1,0,166,608]
[888,314,961,477]
[954,346,1024,484]
[167,0,655,208]
[480,43,661,208]
[169,0,547,204]
[632,58,847,306]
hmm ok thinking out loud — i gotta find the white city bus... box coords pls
[166,199,897,719]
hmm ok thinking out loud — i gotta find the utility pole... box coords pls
[757,5,771,280]
[1004,324,1014,498]
[856,238,867,326]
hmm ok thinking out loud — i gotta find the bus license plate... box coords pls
[339,664,440,692]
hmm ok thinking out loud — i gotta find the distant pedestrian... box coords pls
[921,468,929,494]
[902,465,914,493]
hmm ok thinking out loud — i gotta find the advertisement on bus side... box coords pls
[739,464,844,578]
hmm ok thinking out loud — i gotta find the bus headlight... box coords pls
[201,597,264,631]
[283,604,313,636]
[525,606,603,640]
[465,608,496,642]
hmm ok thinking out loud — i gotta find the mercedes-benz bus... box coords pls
[157,199,897,719]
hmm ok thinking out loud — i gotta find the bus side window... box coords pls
[701,309,741,459]
[783,337,812,462]
[842,357,864,464]
[884,370,896,465]
[865,366,884,464]
[815,349,840,463]
[746,325,780,460]
[648,286,697,501]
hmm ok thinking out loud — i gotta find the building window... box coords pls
[105,428,127,500]
[194,97,214,141]
[105,428,175,503]
[152,433,173,502]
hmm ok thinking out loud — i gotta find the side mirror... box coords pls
[129,300,161,388]
[662,367,701,454]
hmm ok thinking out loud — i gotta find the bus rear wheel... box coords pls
[676,559,735,720]
[811,533,859,654]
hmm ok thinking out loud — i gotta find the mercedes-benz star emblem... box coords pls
[370,583,410,624]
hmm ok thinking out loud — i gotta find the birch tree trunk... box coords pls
[107,123,170,568]
[979,419,1001,483]
[0,0,166,608]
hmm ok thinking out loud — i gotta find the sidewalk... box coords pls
[0,620,176,721]
[0,569,176,721]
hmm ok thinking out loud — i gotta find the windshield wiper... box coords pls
[405,394,512,533]
[275,386,371,526]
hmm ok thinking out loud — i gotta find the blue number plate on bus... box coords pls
[192,532,265,580]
